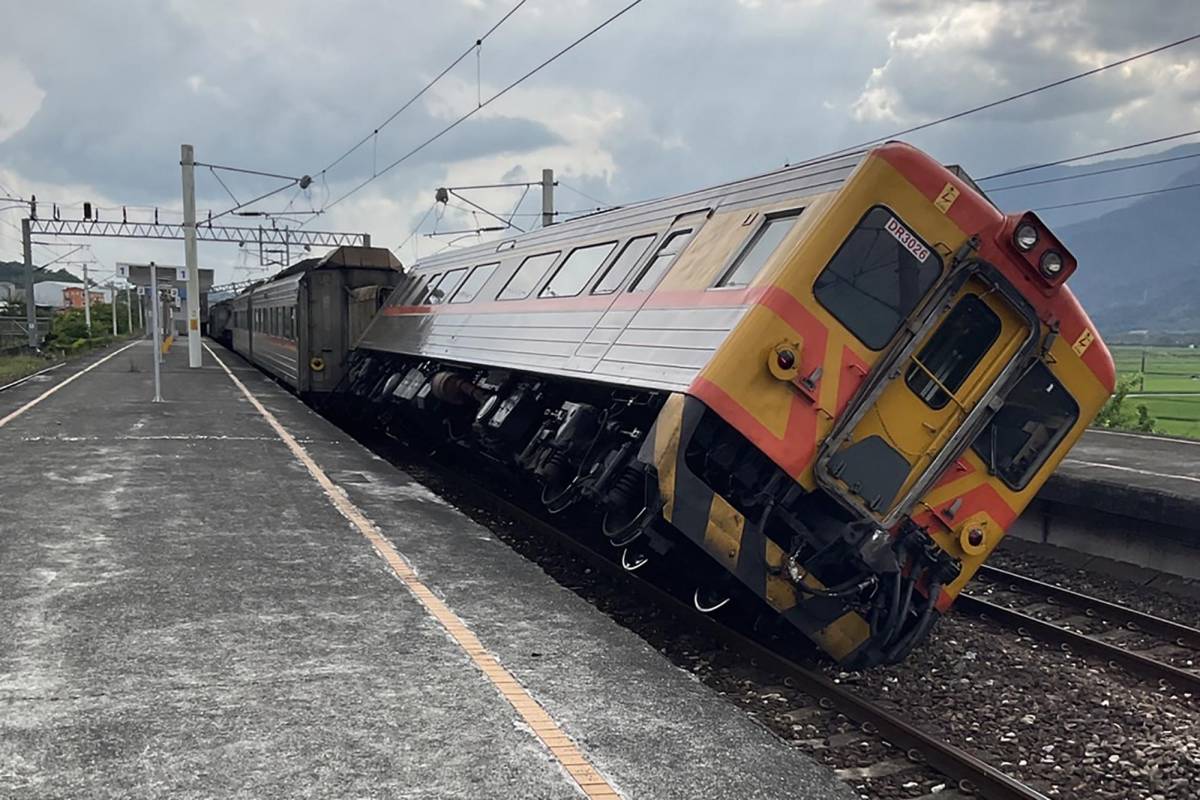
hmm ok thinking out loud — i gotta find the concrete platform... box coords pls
[0,339,853,800]
[1053,428,1200,522]
[1007,428,1200,579]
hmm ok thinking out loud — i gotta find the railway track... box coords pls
[960,566,1200,695]
[355,429,1052,800]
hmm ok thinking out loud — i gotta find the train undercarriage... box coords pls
[335,349,962,667]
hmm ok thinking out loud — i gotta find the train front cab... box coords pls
[637,143,1115,667]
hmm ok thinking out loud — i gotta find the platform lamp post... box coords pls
[149,261,163,403]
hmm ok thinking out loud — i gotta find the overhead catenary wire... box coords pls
[985,150,1200,193]
[979,128,1200,181]
[313,0,646,219]
[557,180,613,209]
[1034,180,1200,212]
[807,31,1200,162]
[315,0,530,179]
[396,202,439,256]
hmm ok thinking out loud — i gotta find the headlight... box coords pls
[1040,251,1064,277]
[1014,223,1039,251]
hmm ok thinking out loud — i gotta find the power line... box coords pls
[396,202,438,256]
[314,0,646,218]
[557,180,611,208]
[979,128,1200,181]
[814,31,1200,160]
[1034,180,1200,212]
[316,0,529,179]
[985,151,1200,193]
[192,161,303,182]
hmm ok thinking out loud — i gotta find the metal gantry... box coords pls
[13,188,370,350]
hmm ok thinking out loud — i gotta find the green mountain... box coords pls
[0,260,81,285]
[1055,163,1200,336]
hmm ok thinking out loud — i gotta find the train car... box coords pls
[225,245,401,397]
[207,298,233,346]
[341,142,1114,667]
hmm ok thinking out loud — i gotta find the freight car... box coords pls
[219,245,400,397]
[338,143,1114,668]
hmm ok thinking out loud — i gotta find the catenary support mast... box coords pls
[181,144,202,367]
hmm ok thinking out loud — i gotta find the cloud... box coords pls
[0,0,1196,283]
[0,58,46,145]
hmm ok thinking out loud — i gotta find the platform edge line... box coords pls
[1063,457,1200,485]
[201,342,624,800]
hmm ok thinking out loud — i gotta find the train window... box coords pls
[904,294,1001,410]
[452,263,499,303]
[416,273,442,304]
[541,242,617,298]
[629,229,694,292]
[972,362,1079,490]
[813,205,942,350]
[716,210,802,288]
[430,268,467,304]
[498,252,560,300]
[592,235,656,294]
[289,307,296,340]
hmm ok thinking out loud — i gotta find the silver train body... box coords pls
[354,153,866,390]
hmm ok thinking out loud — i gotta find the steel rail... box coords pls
[976,565,1200,650]
[0,361,65,393]
[956,594,1200,695]
[389,449,1051,800]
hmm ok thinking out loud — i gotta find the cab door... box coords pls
[820,275,1035,522]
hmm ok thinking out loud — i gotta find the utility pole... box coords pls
[111,283,118,336]
[542,168,554,228]
[150,261,163,402]
[21,216,36,348]
[180,144,202,368]
[126,285,133,334]
[82,261,92,334]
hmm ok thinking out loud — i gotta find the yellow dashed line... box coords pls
[203,343,622,799]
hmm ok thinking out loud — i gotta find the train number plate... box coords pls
[884,216,931,263]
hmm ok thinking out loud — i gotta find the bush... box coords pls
[48,305,122,349]
[1094,374,1158,434]
[50,309,91,346]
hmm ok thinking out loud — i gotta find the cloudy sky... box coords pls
[0,0,1197,285]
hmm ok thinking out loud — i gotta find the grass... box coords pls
[0,353,60,386]
[1110,345,1200,439]
[0,333,137,388]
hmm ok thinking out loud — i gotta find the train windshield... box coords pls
[814,206,943,350]
[973,362,1079,490]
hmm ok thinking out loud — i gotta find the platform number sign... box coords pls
[176,267,188,282]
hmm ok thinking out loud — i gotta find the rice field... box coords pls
[1111,345,1200,439]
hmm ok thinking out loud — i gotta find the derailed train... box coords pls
[218,142,1114,668]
